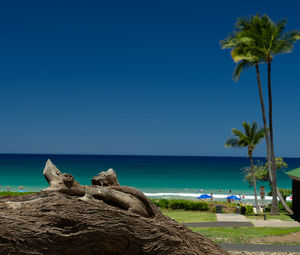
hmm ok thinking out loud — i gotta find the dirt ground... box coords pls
[251,231,300,244]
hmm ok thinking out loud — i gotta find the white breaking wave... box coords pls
[143,192,285,201]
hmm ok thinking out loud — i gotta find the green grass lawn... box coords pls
[161,209,217,223]
[245,213,294,221]
[191,227,300,244]
[0,191,35,197]
[161,208,300,244]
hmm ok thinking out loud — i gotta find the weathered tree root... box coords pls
[0,159,230,255]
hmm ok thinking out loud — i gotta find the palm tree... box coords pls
[225,122,265,211]
[220,17,273,212]
[220,14,299,215]
[247,15,300,215]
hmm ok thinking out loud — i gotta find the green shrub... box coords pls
[0,191,35,197]
[169,200,188,210]
[211,206,216,213]
[245,205,254,215]
[171,199,207,211]
[150,199,209,211]
[265,201,293,213]
[150,199,169,209]
[278,201,292,212]
[265,204,271,212]
[188,201,208,211]
[268,188,292,200]
[150,199,159,207]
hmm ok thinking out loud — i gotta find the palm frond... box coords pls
[225,138,239,148]
[253,128,265,145]
[276,19,287,36]
[221,14,300,83]
[225,122,264,155]
[250,122,258,139]
[233,60,254,81]
[242,121,251,138]
[231,128,247,140]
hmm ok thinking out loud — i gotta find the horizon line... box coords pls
[0,152,298,159]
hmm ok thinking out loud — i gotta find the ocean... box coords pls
[0,154,298,200]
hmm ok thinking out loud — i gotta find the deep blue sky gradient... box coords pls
[1,0,300,156]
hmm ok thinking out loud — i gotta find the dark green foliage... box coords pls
[225,121,264,211]
[185,201,209,211]
[150,199,208,211]
[151,199,169,208]
[278,201,292,212]
[169,200,189,210]
[221,14,300,80]
[265,201,292,213]
[244,158,288,186]
[245,205,254,215]
[169,200,208,211]
[267,188,292,200]
[225,122,265,157]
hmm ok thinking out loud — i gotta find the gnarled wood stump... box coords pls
[0,159,230,255]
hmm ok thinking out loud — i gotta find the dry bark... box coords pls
[0,159,230,255]
[92,168,120,186]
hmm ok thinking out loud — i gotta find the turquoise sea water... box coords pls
[0,154,298,198]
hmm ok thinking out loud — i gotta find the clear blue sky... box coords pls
[1,0,300,157]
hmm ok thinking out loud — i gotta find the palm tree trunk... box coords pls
[255,63,272,186]
[268,61,279,215]
[250,151,259,212]
[267,61,293,215]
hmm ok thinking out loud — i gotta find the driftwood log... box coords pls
[0,159,230,255]
[91,168,120,186]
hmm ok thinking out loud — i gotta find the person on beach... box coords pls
[240,205,246,215]
[210,193,213,201]
[236,203,240,214]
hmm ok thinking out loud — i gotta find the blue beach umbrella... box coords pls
[197,194,212,199]
[18,190,27,192]
[226,195,240,200]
